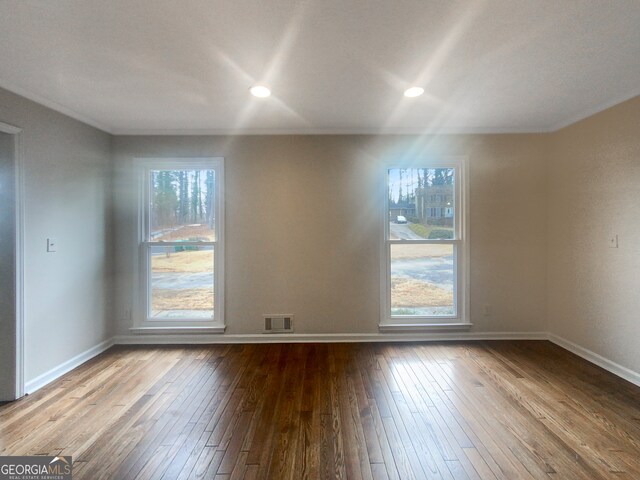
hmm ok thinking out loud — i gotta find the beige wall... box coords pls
[113,134,548,335]
[547,96,640,373]
[0,88,113,384]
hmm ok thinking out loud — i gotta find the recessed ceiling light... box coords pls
[250,85,271,98]
[404,87,424,98]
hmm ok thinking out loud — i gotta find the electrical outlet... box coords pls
[46,237,57,252]
[483,304,491,316]
[608,234,619,248]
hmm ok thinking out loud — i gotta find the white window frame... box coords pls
[379,157,470,331]
[134,157,225,333]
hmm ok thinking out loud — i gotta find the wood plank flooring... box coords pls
[1,341,640,479]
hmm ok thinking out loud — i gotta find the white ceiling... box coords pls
[0,0,639,135]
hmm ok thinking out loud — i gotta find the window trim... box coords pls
[134,157,225,332]
[379,157,470,331]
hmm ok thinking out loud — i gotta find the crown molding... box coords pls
[549,89,640,132]
[2,77,637,137]
[0,79,112,134]
[110,125,550,136]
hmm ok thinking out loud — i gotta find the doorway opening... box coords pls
[0,122,24,401]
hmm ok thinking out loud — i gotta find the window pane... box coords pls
[390,243,454,316]
[388,168,454,240]
[150,245,214,319]
[150,169,216,241]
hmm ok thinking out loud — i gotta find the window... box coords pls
[138,158,224,330]
[381,159,468,329]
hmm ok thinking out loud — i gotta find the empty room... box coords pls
[1,1,639,479]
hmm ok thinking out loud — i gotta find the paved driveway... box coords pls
[391,256,453,290]
[389,222,424,240]
[152,272,213,289]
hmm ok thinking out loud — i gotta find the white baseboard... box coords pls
[116,332,640,388]
[113,331,548,345]
[24,338,115,394]
[547,333,640,388]
[129,326,226,335]
[23,332,640,395]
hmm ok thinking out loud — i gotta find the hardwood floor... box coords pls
[1,341,640,479]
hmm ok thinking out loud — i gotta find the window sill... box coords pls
[378,322,472,333]
[130,325,226,335]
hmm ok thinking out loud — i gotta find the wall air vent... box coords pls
[263,314,294,333]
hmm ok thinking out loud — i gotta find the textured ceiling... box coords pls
[0,0,639,134]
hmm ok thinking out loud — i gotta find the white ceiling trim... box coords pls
[1,79,636,138]
[0,79,112,134]
[111,125,553,136]
[0,121,22,134]
[549,89,640,132]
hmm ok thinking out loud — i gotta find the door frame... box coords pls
[0,121,25,399]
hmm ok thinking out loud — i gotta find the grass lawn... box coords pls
[151,249,214,311]
[390,243,452,259]
[151,249,213,273]
[153,223,215,241]
[391,278,453,307]
[152,287,213,311]
[408,223,453,239]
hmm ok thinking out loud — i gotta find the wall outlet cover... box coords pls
[46,237,57,252]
